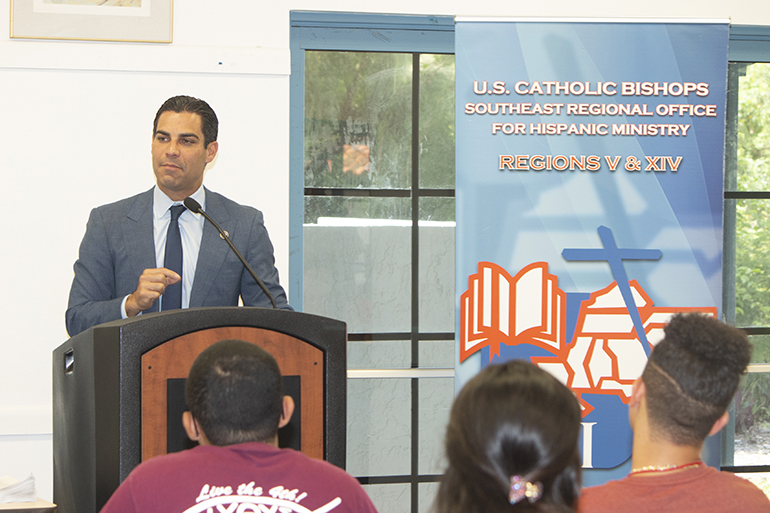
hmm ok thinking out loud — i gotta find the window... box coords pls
[290,13,455,513]
[722,25,770,495]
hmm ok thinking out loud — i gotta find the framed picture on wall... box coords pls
[10,0,173,43]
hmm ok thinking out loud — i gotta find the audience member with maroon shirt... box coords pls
[579,313,769,513]
[100,340,378,513]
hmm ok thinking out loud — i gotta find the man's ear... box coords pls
[630,377,646,407]
[183,411,203,442]
[205,141,219,164]
[278,396,295,429]
[628,377,646,429]
[709,411,730,436]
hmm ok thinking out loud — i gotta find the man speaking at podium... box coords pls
[66,95,291,337]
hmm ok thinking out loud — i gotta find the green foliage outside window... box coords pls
[733,63,770,437]
[735,64,770,327]
[304,52,455,224]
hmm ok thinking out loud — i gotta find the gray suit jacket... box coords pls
[66,188,291,336]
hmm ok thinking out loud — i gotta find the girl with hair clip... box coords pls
[434,360,582,513]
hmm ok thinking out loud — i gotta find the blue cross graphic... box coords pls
[562,226,662,357]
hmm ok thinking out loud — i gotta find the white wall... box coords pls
[0,0,767,503]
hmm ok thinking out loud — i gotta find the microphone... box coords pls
[183,197,278,309]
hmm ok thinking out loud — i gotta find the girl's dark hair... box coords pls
[435,360,581,513]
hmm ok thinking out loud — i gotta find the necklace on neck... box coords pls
[631,461,703,475]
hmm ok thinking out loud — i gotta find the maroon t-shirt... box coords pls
[100,442,379,513]
[579,464,770,513]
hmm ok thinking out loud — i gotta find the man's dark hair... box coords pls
[185,339,283,446]
[153,95,218,147]
[642,313,751,446]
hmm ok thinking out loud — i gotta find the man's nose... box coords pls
[166,140,180,156]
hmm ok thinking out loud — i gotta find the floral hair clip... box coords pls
[509,475,543,505]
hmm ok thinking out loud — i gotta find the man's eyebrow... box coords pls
[154,130,201,140]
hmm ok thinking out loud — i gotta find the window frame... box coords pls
[290,12,456,513]
[290,12,455,310]
[722,25,770,476]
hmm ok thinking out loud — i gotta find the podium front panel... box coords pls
[141,326,324,460]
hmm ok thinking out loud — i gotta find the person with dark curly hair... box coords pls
[434,359,582,513]
[580,313,770,512]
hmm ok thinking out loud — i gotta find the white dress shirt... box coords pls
[120,185,206,317]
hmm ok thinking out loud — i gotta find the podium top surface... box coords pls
[63,307,346,351]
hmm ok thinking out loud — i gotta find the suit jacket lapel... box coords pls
[124,189,159,313]
[189,190,235,307]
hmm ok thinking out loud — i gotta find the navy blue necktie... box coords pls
[162,204,185,311]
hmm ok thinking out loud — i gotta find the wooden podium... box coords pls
[52,308,346,513]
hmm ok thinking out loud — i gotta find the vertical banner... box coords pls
[455,19,729,476]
